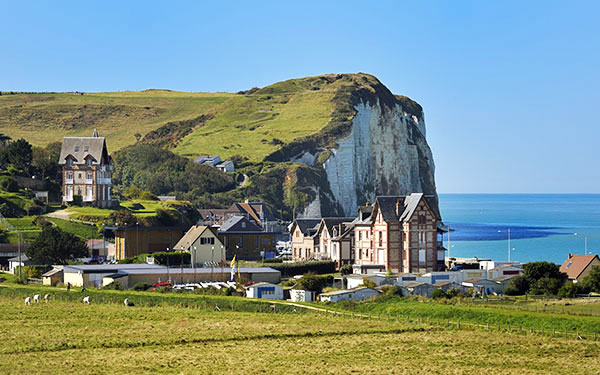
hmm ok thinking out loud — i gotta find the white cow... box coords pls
[124,298,135,307]
[44,293,51,302]
[82,296,90,304]
[33,294,41,303]
[24,297,31,305]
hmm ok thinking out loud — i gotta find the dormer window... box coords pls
[74,146,79,152]
[84,146,89,152]
[67,159,73,167]
[86,159,92,167]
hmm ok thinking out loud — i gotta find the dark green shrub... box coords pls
[269,260,335,277]
[387,285,404,296]
[504,276,529,296]
[295,272,329,293]
[431,289,448,299]
[152,251,190,266]
[102,281,123,290]
[340,264,352,275]
[133,282,152,291]
[0,176,18,192]
[263,258,283,263]
[70,194,83,206]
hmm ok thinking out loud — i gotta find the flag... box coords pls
[230,256,237,282]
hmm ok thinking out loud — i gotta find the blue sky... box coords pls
[1,1,599,193]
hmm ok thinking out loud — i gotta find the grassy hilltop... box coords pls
[0,73,416,161]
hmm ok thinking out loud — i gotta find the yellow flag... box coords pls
[230,255,236,268]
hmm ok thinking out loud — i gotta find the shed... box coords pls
[245,282,284,300]
[402,282,434,297]
[290,289,315,302]
[462,278,503,295]
[42,267,64,286]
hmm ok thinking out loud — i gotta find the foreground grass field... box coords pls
[0,290,599,374]
[0,298,597,374]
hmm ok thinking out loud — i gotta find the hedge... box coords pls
[269,260,335,277]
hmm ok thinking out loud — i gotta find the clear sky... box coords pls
[1,1,599,193]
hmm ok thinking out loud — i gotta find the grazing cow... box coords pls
[24,297,31,305]
[82,296,90,304]
[44,293,51,302]
[33,294,41,303]
[124,298,134,307]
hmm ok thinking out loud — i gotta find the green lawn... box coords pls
[64,199,178,219]
[0,286,597,374]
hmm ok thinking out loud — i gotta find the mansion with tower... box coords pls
[59,129,116,208]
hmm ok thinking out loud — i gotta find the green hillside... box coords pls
[0,73,396,162]
[0,90,234,151]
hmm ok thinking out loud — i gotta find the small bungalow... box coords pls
[432,280,463,293]
[559,253,600,283]
[8,254,41,274]
[42,267,64,286]
[487,264,523,280]
[245,282,284,300]
[319,287,380,302]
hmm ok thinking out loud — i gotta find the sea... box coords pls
[438,194,600,265]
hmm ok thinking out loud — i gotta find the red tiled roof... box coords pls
[559,254,600,279]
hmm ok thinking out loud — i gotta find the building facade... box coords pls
[290,219,320,261]
[58,129,116,207]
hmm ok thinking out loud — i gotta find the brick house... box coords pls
[58,129,116,207]
[353,193,445,274]
[314,217,355,267]
[290,218,321,261]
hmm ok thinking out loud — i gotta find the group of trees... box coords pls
[0,135,61,183]
[26,224,88,265]
[504,261,600,296]
[113,144,235,198]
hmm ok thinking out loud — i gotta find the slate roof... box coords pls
[219,215,263,232]
[560,254,600,280]
[291,219,321,237]
[371,193,440,224]
[58,131,110,166]
[318,217,355,237]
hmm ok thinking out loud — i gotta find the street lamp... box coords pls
[211,245,215,281]
[574,233,589,255]
[166,247,170,283]
[193,246,197,283]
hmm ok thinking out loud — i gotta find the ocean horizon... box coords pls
[438,193,600,265]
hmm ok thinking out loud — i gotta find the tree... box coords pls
[6,138,33,173]
[503,275,529,296]
[581,265,600,293]
[107,209,137,226]
[26,226,88,265]
[523,261,564,282]
[295,273,327,293]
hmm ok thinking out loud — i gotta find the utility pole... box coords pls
[508,228,511,262]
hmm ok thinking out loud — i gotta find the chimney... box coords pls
[568,253,573,258]
[396,198,401,217]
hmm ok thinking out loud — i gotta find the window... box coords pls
[84,146,89,152]
[67,159,73,167]
[200,237,215,245]
[419,249,426,263]
[378,232,383,247]
[67,172,73,181]
[241,222,246,229]
[366,231,369,239]
[74,146,79,152]
[359,231,363,241]
[87,159,92,167]
[86,172,93,181]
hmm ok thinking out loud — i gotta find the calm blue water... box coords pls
[439,194,600,264]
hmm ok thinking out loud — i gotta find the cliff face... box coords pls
[281,74,439,218]
[322,99,437,216]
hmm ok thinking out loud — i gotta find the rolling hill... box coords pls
[0,73,439,218]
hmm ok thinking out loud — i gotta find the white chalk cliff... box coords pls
[302,98,437,217]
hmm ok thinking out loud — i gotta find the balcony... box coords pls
[97,178,111,185]
[66,179,74,184]
[85,179,93,185]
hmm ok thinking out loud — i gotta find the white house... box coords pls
[245,282,284,300]
[173,225,224,265]
[216,160,234,173]
[319,287,380,302]
[290,289,316,302]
